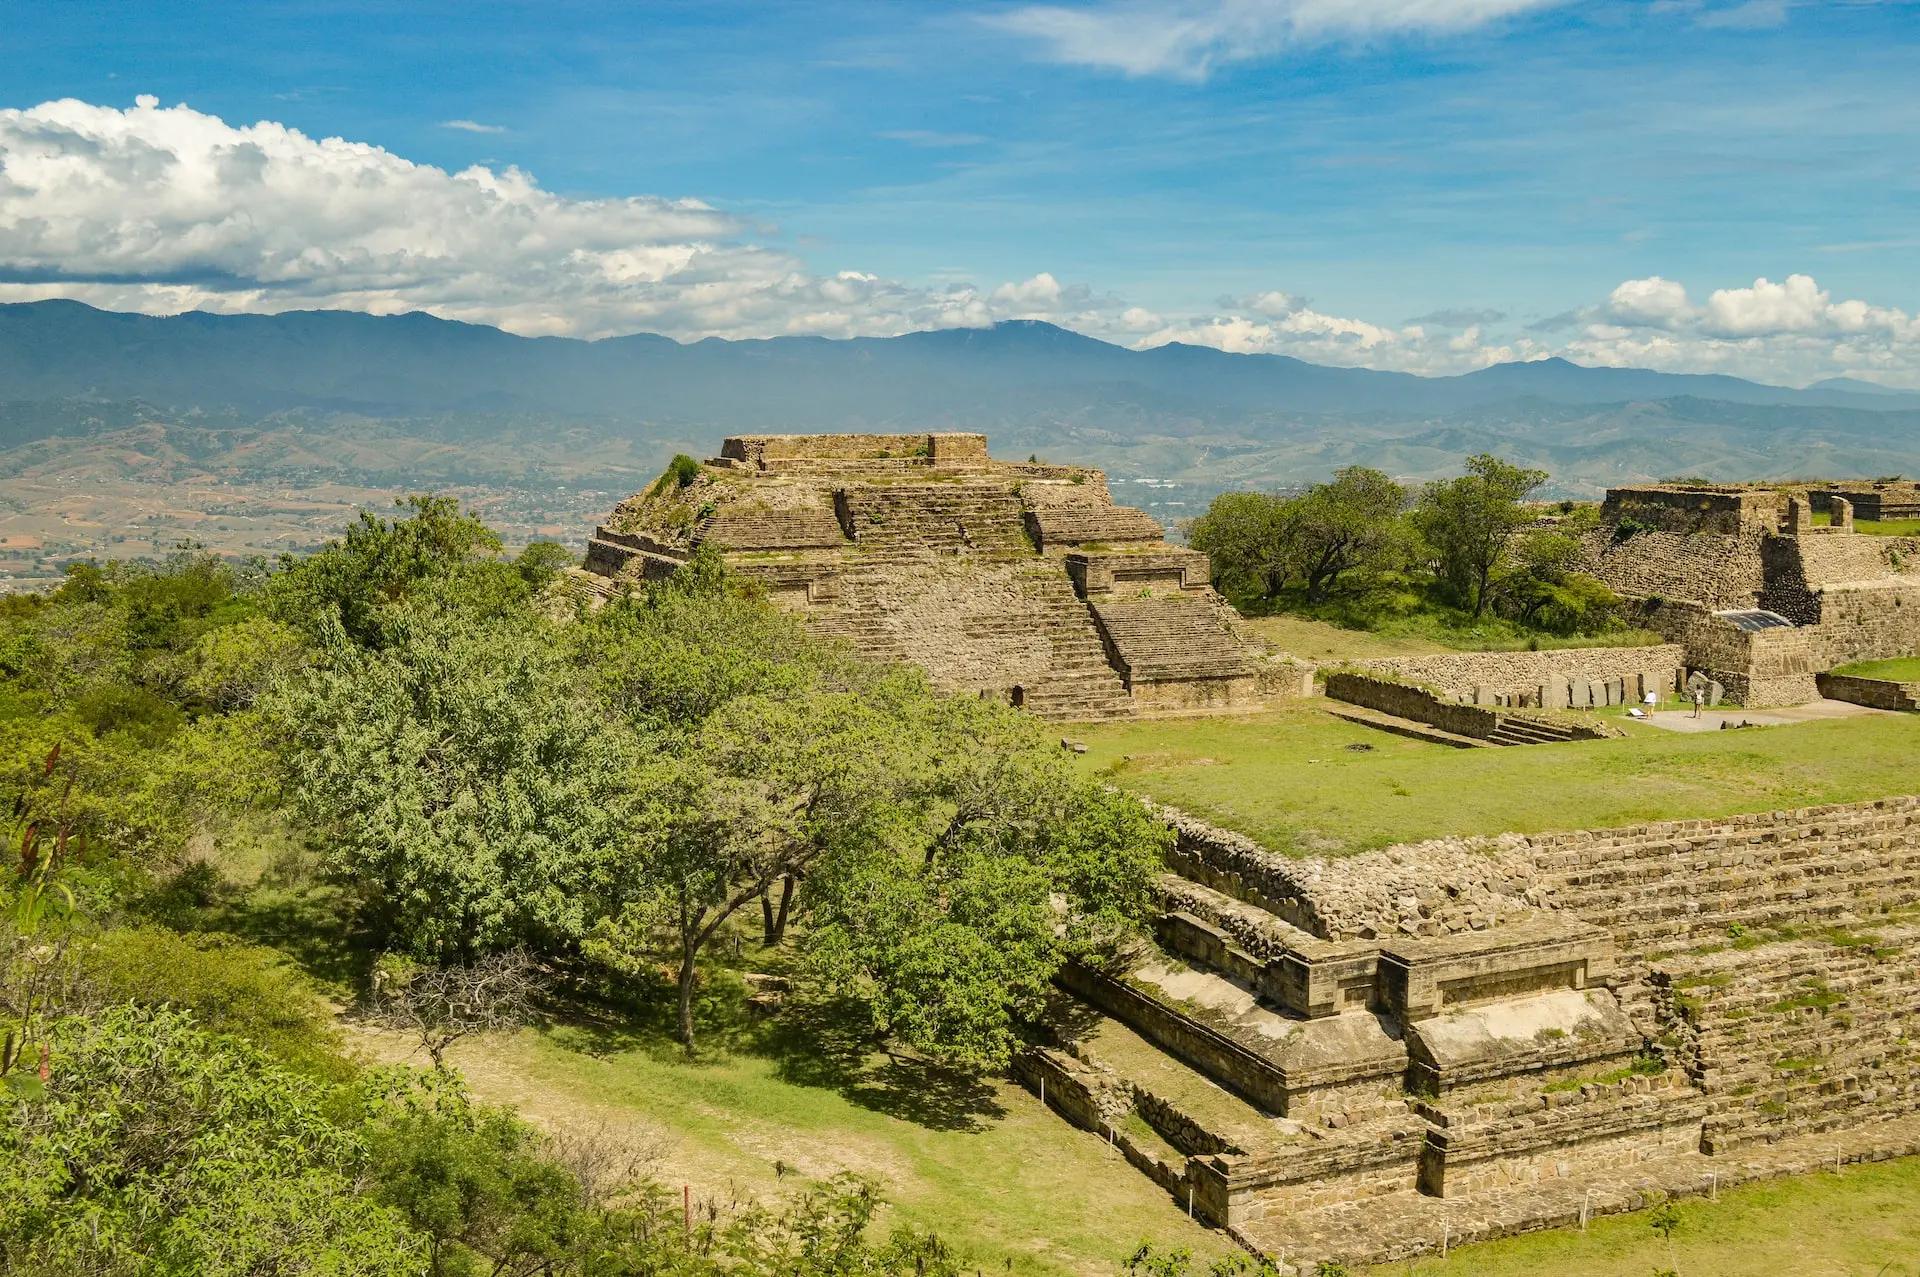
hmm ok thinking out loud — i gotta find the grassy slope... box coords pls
[1833,655,1920,681]
[345,1018,1235,1277]
[1074,704,1920,855]
[1814,513,1920,536]
[1380,1157,1920,1276]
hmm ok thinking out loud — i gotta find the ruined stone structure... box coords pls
[1813,480,1920,522]
[583,433,1283,718]
[1581,483,1920,705]
[1027,798,1920,1269]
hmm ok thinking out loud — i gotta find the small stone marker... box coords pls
[1473,685,1494,707]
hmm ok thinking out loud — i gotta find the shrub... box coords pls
[666,453,702,488]
[80,927,352,1081]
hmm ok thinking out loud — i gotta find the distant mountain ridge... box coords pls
[5,300,1918,425]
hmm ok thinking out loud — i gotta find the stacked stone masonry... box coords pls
[1028,794,1920,1271]
[1579,480,1920,705]
[582,432,1282,720]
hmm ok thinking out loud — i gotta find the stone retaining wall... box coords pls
[1159,795,1920,948]
[1656,927,1920,1152]
[1580,528,1768,609]
[1350,644,1685,702]
[1815,671,1920,710]
[1634,600,1818,705]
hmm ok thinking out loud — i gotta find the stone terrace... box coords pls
[582,432,1281,720]
[1025,794,1920,1272]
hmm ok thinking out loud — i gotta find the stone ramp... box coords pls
[1025,502,1167,551]
[1066,1013,1298,1156]
[835,478,1031,555]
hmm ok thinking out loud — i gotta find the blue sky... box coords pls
[3,1,1918,383]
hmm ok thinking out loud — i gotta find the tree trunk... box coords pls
[760,886,776,943]
[676,941,699,1055]
[767,875,796,945]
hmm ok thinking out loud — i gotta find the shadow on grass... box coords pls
[539,965,1007,1134]
[139,846,372,994]
[758,991,1006,1134]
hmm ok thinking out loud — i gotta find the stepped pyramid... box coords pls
[583,432,1284,720]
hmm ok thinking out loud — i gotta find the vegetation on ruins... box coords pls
[1191,454,1628,641]
[0,495,1170,1270]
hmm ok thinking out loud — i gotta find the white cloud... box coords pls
[0,97,1125,342]
[990,0,1562,80]
[440,119,507,134]
[1561,273,1920,386]
[1133,306,1531,373]
[3,99,1918,388]
[1604,275,1692,328]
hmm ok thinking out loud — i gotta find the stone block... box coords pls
[1707,680,1724,706]
[1474,685,1494,707]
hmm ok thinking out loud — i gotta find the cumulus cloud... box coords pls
[1133,306,1533,373]
[0,97,1144,342]
[1603,275,1692,328]
[3,99,1918,387]
[1562,273,1920,386]
[989,0,1562,80]
[1119,272,1920,386]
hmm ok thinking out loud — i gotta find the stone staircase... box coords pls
[804,556,1133,721]
[835,479,1032,556]
[1485,715,1586,746]
[1089,596,1252,684]
[1021,825,1746,1270]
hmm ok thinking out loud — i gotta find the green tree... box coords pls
[592,674,918,1053]
[267,494,520,647]
[1491,507,1620,635]
[1413,454,1549,618]
[802,696,1166,1070]
[269,602,657,959]
[1287,467,1407,602]
[1187,490,1295,601]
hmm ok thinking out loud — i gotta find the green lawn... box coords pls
[1833,655,1920,682]
[1075,704,1920,855]
[1815,512,1920,536]
[1236,605,1661,665]
[1379,1156,1920,1276]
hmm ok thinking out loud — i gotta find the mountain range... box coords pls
[3,301,1919,536]
[5,299,1918,423]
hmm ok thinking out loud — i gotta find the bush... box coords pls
[666,453,702,489]
[0,1006,422,1276]
[79,927,352,1081]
